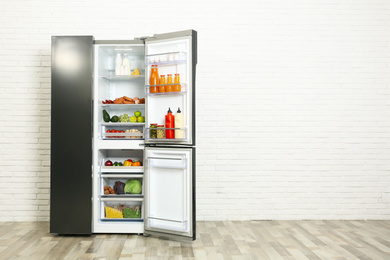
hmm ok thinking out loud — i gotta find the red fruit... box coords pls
[105,160,113,166]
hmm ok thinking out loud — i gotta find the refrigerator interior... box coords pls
[145,38,192,144]
[93,148,145,232]
[95,44,146,141]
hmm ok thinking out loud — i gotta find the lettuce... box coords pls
[124,179,142,194]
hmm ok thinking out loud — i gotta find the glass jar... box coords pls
[166,74,173,92]
[159,75,166,93]
[173,73,181,92]
[149,65,159,93]
[157,125,165,139]
[150,123,157,138]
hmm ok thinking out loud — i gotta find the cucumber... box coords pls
[103,110,110,122]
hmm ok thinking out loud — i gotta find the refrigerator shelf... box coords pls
[101,194,143,199]
[100,104,145,108]
[101,166,144,173]
[101,197,143,202]
[101,218,143,222]
[101,122,145,126]
[101,75,145,81]
[101,173,143,177]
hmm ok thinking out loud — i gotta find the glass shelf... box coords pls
[101,75,144,81]
[101,122,145,127]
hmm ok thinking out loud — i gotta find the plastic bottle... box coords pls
[165,107,175,139]
[149,65,159,93]
[115,53,122,75]
[175,107,184,139]
[122,54,131,75]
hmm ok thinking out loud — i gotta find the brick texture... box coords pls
[0,0,389,221]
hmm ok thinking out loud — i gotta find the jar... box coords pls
[159,75,166,93]
[157,125,165,139]
[166,74,173,92]
[173,73,181,92]
[150,123,157,138]
[149,65,159,93]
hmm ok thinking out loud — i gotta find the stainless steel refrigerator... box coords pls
[50,30,197,241]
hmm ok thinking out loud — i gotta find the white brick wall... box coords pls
[0,0,389,221]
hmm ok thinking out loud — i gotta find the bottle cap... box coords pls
[177,107,181,113]
[167,74,172,76]
[168,107,172,113]
[160,75,165,77]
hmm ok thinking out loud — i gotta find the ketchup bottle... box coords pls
[165,107,175,139]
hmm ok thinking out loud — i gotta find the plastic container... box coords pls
[122,54,131,75]
[115,54,122,75]
[175,107,184,139]
[165,108,175,139]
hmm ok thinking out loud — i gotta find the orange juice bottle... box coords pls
[173,73,181,92]
[166,74,173,92]
[159,75,166,93]
[149,65,159,93]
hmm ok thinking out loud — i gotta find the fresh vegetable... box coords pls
[126,159,133,163]
[105,206,123,218]
[137,116,145,123]
[105,160,113,166]
[111,115,119,122]
[123,160,131,166]
[113,181,125,194]
[123,206,141,218]
[130,116,137,123]
[125,179,142,194]
[132,161,141,166]
[113,161,119,166]
[104,185,115,195]
[103,110,110,122]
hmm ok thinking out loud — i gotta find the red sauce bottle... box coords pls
[165,107,175,139]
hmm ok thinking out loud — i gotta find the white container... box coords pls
[115,53,122,75]
[175,107,184,139]
[122,54,131,75]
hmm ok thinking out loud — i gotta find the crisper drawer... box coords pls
[101,198,143,222]
[100,174,144,198]
[100,123,144,140]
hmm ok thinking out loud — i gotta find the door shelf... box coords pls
[145,83,187,95]
[102,75,145,81]
[146,51,187,66]
[145,127,187,141]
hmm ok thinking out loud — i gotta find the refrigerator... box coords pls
[50,30,197,241]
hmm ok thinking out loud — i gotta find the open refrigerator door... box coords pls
[144,31,196,146]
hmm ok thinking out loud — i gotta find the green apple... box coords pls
[137,116,145,123]
[134,111,142,117]
[130,116,137,123]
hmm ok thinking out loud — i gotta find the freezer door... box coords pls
[144,30,197,146]
[50,36,93,234]
[144,147,196,240]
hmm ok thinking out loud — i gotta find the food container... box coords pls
[157,125,165,139]
[150,123,157,138]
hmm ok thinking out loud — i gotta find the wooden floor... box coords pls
[0,221,390,259]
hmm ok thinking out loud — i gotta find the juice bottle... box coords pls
[159,75,166,93]
[149,65,159,93]
[173,73,181,92]
[165,107,175,139]
[166,74,173,92]
[175,107,184,139]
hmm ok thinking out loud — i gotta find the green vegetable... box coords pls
[125,179,142,194]
[103,110,110,122]
[111,115,119,122]
[123,207,141,218]
[119,114,130,122]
